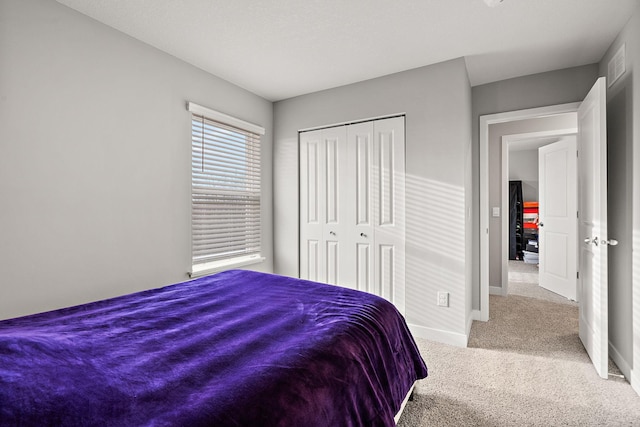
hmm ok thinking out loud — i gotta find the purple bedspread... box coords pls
[0,270,427,426]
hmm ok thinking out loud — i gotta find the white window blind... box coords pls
[190,105,263,269]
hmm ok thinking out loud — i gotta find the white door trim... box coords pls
[500,130,577,295]
[478,102,580,321]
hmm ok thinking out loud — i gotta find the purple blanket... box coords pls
[0,270,427,426]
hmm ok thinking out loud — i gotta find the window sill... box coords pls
[189,255,265,279]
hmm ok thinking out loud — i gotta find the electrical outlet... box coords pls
[437,292,449,307]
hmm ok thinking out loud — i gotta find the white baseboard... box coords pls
[466,312,475,338]
[608,342,631,380]
[472,308,488,322]
[490,285,506,296]
[408,323,468,348]
[630,368,640,396]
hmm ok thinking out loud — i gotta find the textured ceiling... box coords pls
[56,0,639,101]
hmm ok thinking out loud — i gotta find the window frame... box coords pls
[187,102,265,278]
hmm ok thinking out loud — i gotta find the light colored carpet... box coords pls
[398,261,639,426]
[507,260,576,305]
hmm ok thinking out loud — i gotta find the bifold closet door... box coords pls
[346,122,375,294]
[299,126,351,286]
[300,117,405,313]
[372,117,405,313]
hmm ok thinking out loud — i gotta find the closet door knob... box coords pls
[329,231,336,236]
[360,233,367,238]
[539,223,544,227]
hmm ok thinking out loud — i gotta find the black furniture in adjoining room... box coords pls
[509,180,524,260]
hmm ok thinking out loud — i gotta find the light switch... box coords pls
[492,207,500,217]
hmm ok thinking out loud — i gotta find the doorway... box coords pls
[478,102,580,321]
[479,77,613,381]
[501,132,578,301]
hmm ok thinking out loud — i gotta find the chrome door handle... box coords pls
[360,233,367,238]
[329,231,336,236]
[584,237,598,246]
[601,239,618,246]
[584,237,618,246]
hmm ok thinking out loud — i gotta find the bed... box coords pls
[0,269,427,426]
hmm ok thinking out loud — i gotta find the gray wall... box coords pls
[0,0,273,320]
[509,150,539,202]
[598,4,639,381]
[274,59,473,342]
[471,65,599,306]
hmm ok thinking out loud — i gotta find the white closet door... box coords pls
[373,117,406,313]
[322,126,350,286]
[300,126,350,285]
[347,122,375,293]
[299,129,325,283]
[299,117,405,314]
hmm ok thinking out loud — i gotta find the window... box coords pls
[188,102,264,277]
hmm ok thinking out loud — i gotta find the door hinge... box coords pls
[577,210,579,218]
[577,271,579,279]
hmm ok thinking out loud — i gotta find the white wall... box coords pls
[274,59,473,345]
[0,0,273,320]
[509,150,539,202]
[598,3,640,389]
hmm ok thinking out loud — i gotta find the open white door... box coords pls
[578,77,611,379]
[538,136,577,301]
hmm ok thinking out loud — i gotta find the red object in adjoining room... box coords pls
[523,201,539,230]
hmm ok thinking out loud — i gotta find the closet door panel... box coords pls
[325,134,339,224]
[306,141,320,223]
[356,243,371,292]
[348,122,374,292]
[321,126,350,286]
[356,132,372,226]
[378,244,395,301]
[326,240,339,285]
[300,130,325,283]
[307,240,320,282]
[378,129,395,226]
[373,117,406,313]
